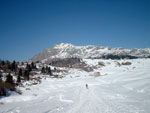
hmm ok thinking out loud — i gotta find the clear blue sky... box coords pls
[0,0,150,61]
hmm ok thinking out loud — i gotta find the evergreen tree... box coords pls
[18,68,22,76]
[31,62,36,69]
[11,60,16,71]
[26,64,32,72]
[9,60,18,72]
[2,60,5,65]
[17,74,21,83]
[24,70,30,80]
[41,67,45,73]
[46,66,48,73]
[48,67,52,75]
[21,62,24,65]
[31,62,34,68]
[8,63,11,70]
[17,68,22,83]
[6,73,14,84]
[0,73,2,82]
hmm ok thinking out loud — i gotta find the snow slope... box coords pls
[0,59,150,113]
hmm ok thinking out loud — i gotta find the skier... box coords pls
[86,83,88,89]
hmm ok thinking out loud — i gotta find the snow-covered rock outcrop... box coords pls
[30,43,150,62]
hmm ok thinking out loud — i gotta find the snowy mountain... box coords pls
[30,43,150,62]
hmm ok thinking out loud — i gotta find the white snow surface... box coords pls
[0,59,150,113]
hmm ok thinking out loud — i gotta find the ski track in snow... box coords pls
[0,59,150,113]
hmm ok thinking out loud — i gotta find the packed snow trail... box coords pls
[0,59,150,113]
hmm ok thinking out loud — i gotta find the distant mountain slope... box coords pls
[30,43,150,62]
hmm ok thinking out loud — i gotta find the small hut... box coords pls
[93,72,100,77]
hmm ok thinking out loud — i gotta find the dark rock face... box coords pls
[49,58,93,72]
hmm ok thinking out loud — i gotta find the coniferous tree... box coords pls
[18,68,22,76]
[17,74,21,83]
[11,60,16,71]
[6,73,14,84]
[48,67,52,75]
[17,68,22,83]
[0,88,6,96]
[26,64,32,72]
[8,63,11,70]
[46,66,48,73]
[2,60,5,65]
[24,70,29,80]
[0,73,2,82]
[31,62,36,69]
[31,62,34,68]
[21,62,24,65]
[41,67,45,73]
[9,60,18,72]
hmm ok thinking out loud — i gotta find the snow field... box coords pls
[0,59,150,113]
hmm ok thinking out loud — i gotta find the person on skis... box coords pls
[86,83,88,89]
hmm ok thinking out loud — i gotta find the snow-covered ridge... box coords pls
[30,43,150,62]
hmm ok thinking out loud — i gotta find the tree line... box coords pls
[0,60,52,96]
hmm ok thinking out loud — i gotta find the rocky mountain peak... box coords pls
[30,43,150,62]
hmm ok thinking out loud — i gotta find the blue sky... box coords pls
[0,0,150,61]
